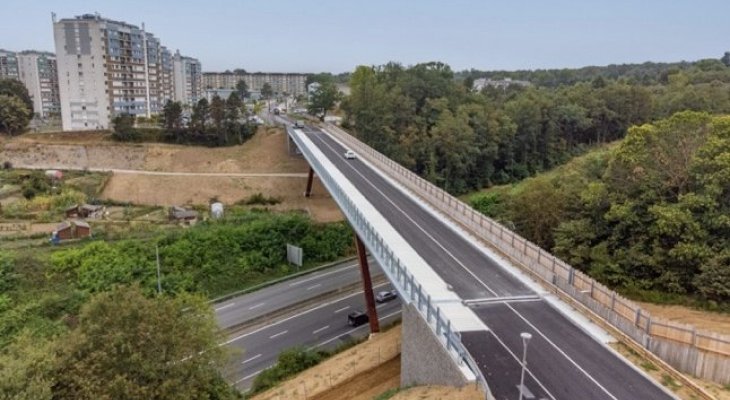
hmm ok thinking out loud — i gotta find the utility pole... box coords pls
[156,244,162,294]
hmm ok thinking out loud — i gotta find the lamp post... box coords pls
[518,332,532,400]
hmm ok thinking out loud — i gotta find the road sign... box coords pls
[286,244,303,267]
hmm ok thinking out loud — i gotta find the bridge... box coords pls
[287,122,677,400]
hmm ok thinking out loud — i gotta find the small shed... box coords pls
[53,220,91,240]
[79,204,104,219]
[169,206,198,225]
[65,204,80,218]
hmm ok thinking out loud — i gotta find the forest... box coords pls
[468,112,730,306]
[343,57,730,305]
[343,57,730,194]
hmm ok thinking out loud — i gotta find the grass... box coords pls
[661,374,682,391]
[640,361,659,372]
[373,387,402,400]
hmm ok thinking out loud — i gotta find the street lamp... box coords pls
[518,332,532,400]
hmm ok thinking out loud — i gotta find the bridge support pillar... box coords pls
[304,168,314,197]
[401,303,472,388]
[355,233,380,333]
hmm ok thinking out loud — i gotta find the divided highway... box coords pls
[298,125,675,400]
[216,259,401,391]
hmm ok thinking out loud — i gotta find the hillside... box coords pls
[467,111,730,312]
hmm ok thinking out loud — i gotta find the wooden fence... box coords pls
[324,124,730,385]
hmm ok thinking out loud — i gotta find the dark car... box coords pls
[347,311,369,327]
[375,290,397,303]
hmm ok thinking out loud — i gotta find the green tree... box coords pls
[261,82,273,100]
[161,100,183,131]
[210,95,225,131]
[0,79,32,114]
[722,51,730,67]
[0,333,59,400]
[235,79,249,99]
[0,94,31,135]
[52,286,237,400]
[111,113,137,141]
[191,98,210,131]
[308,81,339,121]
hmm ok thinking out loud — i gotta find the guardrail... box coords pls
[287,128,493,398]
[324,123,730,386]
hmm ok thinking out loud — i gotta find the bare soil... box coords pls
[2,128,343,223]
[390,385,484,400]
[313,357,401,400]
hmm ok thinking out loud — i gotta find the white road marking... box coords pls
[334,305,350,313]
[235,369,263,384]
[288,263,359,286]
[312,310,401,348]
[311,132,623,399]
[312,325,330,335]
[269,330,288,339]
[214,303,235,311]
[306,283,322,291]
[221,283,389,346]
[248,302,265,310]
[242,354,262,364]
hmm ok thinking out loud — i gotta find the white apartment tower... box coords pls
[53,14,183,131]
[172,50,202,106]
[17,51,61,117]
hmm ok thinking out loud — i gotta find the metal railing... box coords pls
[324,123,730,386]
[287,128,492,398]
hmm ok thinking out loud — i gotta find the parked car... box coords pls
[344,150,357,159]
[347,311,369,327]
[375,290,398,303]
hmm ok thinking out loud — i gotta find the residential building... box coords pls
[173,50,202,106]
[0,49,19,80]
[52,13,194,131]
[204,88,235,102]
[472,77,531,91]
[17,51,61,117]
[203,71,307,96]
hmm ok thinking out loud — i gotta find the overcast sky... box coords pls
[3,0,729,73]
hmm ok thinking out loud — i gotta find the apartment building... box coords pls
[53,13,192,131]
[172,50,202,106]
[203,72,307,96]
[17,51,61,117]
[0,49,61,117]
[0,49,20,80]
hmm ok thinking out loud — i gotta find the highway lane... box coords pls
[222,283,401,391]
[215,257,381,330]
[300,127,674,399]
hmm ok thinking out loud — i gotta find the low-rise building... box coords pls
[53,220,91,240]
[473,77,531,91]
[203,72,307,96]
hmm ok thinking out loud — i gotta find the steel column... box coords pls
[304,167,314,197]
[355,233,380,333]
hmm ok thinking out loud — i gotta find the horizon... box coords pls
[1,0,729,74]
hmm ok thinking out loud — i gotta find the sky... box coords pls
[2,0,730,74]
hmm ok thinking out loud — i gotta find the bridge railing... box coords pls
[287,128,493,398]
[323,123,730,386]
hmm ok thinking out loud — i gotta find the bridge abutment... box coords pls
[400,302,473,388]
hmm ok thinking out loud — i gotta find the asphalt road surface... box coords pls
[299,126,674,400]
[216,257,381,330]
[216,259,397,391]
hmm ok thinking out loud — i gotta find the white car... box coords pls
[344,150,357,159]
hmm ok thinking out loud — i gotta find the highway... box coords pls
[298,125,675,400]
[216,257,381,330]
[217,259,399,391]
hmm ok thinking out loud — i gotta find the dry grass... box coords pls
[250,327,402,400]
[638,302,730,336]
[390,385,484,400]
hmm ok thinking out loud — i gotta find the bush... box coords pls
[248,348,327,395]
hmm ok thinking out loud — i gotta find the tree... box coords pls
[161,100,182,131]
[722,51,730,67]
[261,82,273,100]
[0,94,31,135]
[307,81,339,121]
[0,79,32,114]
[111,114,137,141]
[52,286,237,400]
[210,95,225,130]
[191,98,210,131]
[236,79,249,99]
